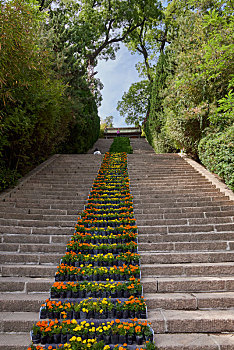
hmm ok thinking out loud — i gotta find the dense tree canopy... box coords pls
[118,0,234,188]
[1,0,233,190]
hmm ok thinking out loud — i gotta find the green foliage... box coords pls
[198,126,234,190]
[117,80,151,126]
[144,52,176,153]
[0,161,21,192]
[104,116,114,128]
[144,0,233,167]
[109,137,133,154]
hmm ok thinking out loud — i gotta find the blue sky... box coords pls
[96,44,142,127]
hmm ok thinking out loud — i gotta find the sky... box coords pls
[96,44,142,127]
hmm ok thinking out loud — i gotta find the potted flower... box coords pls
[30,324,41,343]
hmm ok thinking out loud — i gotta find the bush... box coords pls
[0,162,21,192]
[198,126,234,190]
[109,137,133,154]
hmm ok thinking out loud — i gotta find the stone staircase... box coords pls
[0,154,102,350]
[128,139,234,349]
[1,139,234,350]
[88,138,113,154]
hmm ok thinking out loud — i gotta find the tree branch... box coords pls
[87,19,146,65]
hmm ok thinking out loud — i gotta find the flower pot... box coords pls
[111,334,119,344]
[119,334,127,344]
[116,310,122,318]
[127,334,134,345]
[54,311,60,319]
[67,333,73,342]
[136,335,143,345]
[30,330,40,343]
[66,290,72,298]
[66,310,73,319]
[80,310,88,319]
[41,335,47,344]
[73,311,80,319]
[145,334,153,342]
[53,333,61,344]
[40,308,47,319]
[72,291,79,298]
[61,291,66,299]
[61,333,67,343]
[50,290,59,299]
[122,310,129,319]
[103,334,111,344]
[108,309,115,318]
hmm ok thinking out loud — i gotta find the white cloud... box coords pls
[97,44,142,127]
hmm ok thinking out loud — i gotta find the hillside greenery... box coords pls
[109,137,133,154]
[118,0,234,190]
[0,0,162,191]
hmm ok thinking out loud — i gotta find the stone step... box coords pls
[0,242,66,253]
[138,223,234,234]
[0,293,48,312]
[148,309,234,334]
[1,234,69,244]
[0,213,78,221]
[154,333,234,349]
[135,205,234,214]
[134,199,232,207]
[1,275,234,294]
[0,333,31,350]
[0,226,74,235]
[0,252,62,265]
[143,276,234,293]
[1,264,57,277]
[1,309,232,335]
[140,251,234,264]
[141,262,234,277]
[0,291,233,313]
[138,232,234,244]
[135,210,234,219]
[0,312,39,332]
[138,240,232,251]
[145,291,234,310]
[136,216,233,226]
[0,219,76,227]
[1,250,233,266]
[0,277,53,293]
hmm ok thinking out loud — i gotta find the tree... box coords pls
[104,116,114,127]
[0,0,70,181]
[117,80,151,126]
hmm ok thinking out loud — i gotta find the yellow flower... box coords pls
[104,346,110,350]
[71,319,77,324]
[70,336,77,342]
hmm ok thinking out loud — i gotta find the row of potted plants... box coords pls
[60,252,140,267]
[73,224,138,235]
[31,319,154,345]
[55,264,141,282]
[50,279,143,299]
[28,340,155,350]
[70,231,137,244]
[40,296,147,320]
[66,242,138,255]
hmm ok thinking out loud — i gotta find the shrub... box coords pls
[198,126,234,190]
[109,137,133,154]
[0,161,21,192]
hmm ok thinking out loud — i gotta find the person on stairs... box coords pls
[93,148,101,155]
